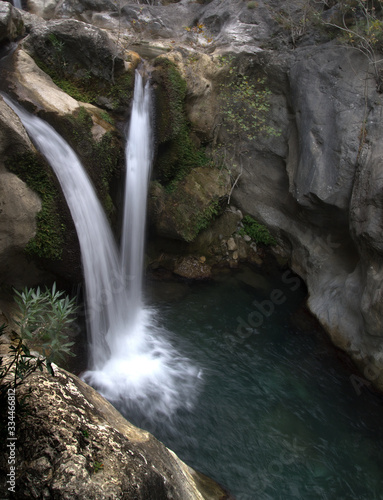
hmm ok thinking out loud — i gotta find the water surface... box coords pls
[123,265,383,500]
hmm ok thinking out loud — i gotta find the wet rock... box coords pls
[174,256,212,280]
[227,237,237,252]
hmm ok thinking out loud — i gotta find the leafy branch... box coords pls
[0,283,78,410]
[320,0,383,88]
[13,282,78,362]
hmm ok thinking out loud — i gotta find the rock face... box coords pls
[0,364,230,499]
[149,167,230,242]
[0,96,49,287]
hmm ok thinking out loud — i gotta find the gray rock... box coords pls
[227,237,237,251]
[0,1,24,43]
[22,18,125,81]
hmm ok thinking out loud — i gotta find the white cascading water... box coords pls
[12,0,22,9]
[121,71,152,319]
[2,74,200,422]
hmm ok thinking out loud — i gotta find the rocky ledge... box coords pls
[0,356,231,499]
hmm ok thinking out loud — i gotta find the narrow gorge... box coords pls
[0,0,383,499]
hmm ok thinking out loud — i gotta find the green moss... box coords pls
[239,215,277,246]
[5,153,65,260]
[107,72,134,110]
[158,127,208,188]
[33,58,134,110]
[99,111,114,125]
[194,199,220,235]
[154,57,208,186]
[64,108,122,217]
[94,131,122,217]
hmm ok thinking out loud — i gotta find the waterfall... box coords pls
[2,77,201,422]
[121,71,152,320]
[12,0,22,9]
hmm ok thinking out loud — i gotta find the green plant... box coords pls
[321,0,383,87]
[13,282,77,363]
[247,1,258,9]
[48,34,67,77]
[195,200,221,234]
[239,215,277,246]
[93,461,104,473]
[0,331,51,397]
[220,71,280,140]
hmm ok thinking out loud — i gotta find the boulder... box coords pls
[174,256,212,280]
[10,48,81,115]
[0,362,230,499]
[149,167,230,242]
[22,18,125,82]
[0,1,24,44]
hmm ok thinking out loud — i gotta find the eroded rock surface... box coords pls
[0,363,230,499]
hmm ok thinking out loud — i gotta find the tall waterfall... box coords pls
[2,75,200,421]
[121,72,152,320]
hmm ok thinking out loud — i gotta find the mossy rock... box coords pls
[149,166,230,242]
[5,151,66,261]
[47,106,125,221]
[22,20,137,112]
[152,56,208,186]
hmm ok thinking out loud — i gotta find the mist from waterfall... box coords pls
[2,77,201,421]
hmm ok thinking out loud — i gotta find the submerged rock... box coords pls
[174,255,212,280]
[0,363,231,499]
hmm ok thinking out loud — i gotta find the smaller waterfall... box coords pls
[2,88,201,423]
[12,0,22,9]
[121,71,152,320]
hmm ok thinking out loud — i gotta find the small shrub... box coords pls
[13,282,78,363]
[0,283,77,429]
